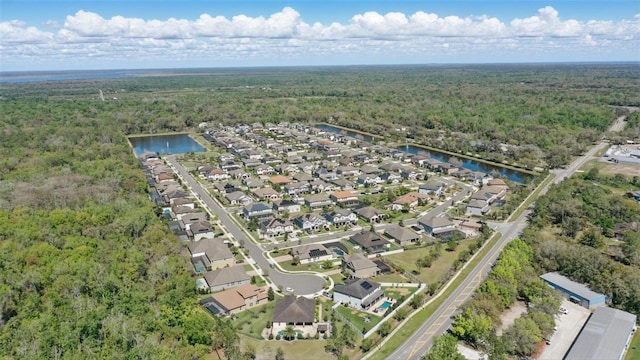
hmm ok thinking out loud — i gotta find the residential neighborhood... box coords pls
[139,121,520,345]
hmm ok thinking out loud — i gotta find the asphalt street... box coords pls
[165,156,326,295]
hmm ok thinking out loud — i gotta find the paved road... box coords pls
[387,139,610,359]
[165,156,326,295]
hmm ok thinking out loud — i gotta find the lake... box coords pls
[129,134,205,156]
[399,145,533,183]
[313,123,532,183]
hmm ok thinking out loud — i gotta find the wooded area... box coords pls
[0,64,637,359]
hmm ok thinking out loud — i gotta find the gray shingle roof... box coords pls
[272,295,315,324]
[334,278,381,300]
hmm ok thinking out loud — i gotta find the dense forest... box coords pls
[0,64,638,358]
[0,101,228,358]
[2,64,638,169]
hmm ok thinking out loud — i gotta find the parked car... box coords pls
[559,307,568,314]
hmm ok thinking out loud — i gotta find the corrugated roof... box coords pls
[565,307,637,360]
[539,272,604,301]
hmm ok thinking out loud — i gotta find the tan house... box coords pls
[188,237,235,271]
[342,253,379,279]
[208,284,269,316]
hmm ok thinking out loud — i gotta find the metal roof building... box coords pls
[540,272,608,309]
[564,307,637,360]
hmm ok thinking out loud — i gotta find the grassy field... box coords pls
[234,302,275,339]
[385,239,475,283]
[626,330,640,360]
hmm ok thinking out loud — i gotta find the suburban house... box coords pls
[290,243,334,264]
[356,174,382,187]
[203,266,251,292]
[309,179,333,193]
[330,191,360,207]
[188,237,235,271]
[487,178,508,188]
[179,212,208,226]
[390,192,429,211]
[471,185,506,205]
[315,168,338,181]
[418,182,446,197]
[172,205,195,220]
[187,221,215,241]
[242,202,274,222]
[418,216,457,238]
[304,194,333,210]
[333,278,384,310]
[293,213,329,232]
[252,187,282,201]
[360,165,382,175]
[323,209,357,227]
[260,218,295,237]
[225,191,253,205]
[283,181,310,196]
[466,199,490,216]
[350,231,389,254]
[336,165,360,177]
[384,225,420,246]
[292,173,313,182]
[244,178,264,190]
[272,199,302,214]
[380,172,402,184]
[254,165,275,176]
[330,178,356,191]
[206,169,229,181]
[242,159,262,168]
[268,175,292,186]
[203,284,269,316]
[272,295,315,328]
[228,169,250,180]
[342,253,379,279]
[172,197,195,209]
[400,168,422,181]
[355,206,388,223]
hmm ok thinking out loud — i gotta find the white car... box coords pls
[285,287,294,293]
[559,307,568,314]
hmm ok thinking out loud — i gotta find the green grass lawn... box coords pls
[386,239,474,283]
[335,305,383,334]
[237,334,329,360]
[329,272,345,285]
[234,302,275,339]
[626,330,640,360]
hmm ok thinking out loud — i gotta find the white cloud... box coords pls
[0,6,638,70]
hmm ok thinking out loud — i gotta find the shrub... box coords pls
[276,334,281,340]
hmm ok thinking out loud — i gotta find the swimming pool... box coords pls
[378,301,393,311]
[278,330,303,337]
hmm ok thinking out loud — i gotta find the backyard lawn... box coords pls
[234,302,275,339]
[335,305,383,334]
[385,239,475,283]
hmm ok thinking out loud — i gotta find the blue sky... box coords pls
[1,1,639,71]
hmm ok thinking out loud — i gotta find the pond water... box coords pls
[129,134,205,156]
[400,145,533,184]
[314,123,532,183]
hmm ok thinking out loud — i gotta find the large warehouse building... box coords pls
[539,272,608,309]
[564,307,637,360]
